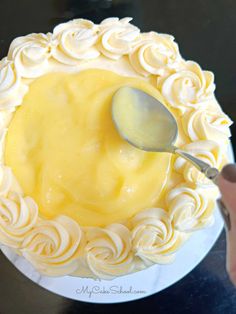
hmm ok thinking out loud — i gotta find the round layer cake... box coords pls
[0,17,232,279]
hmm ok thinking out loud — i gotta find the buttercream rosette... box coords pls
[21,215,84,276]
[8,33,55,79]
[174,140,226,186]
[129,31,182,77]
[52,19,100,65]
[0,192,38,248]
[182,107,232,144]
[85,224,133,280]
[0,58,28,109]
[98,17,140,60]
[131,208,186,265]
[161,61,216,115]
[166,184,216,232]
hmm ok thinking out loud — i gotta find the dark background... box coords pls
[0,0,235,313]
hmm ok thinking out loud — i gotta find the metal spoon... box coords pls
[112,86,219,184]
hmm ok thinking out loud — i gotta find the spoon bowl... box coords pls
[112,86,219,183]
[112,87,178,153]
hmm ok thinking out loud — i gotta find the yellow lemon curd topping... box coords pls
[5,69,172,227]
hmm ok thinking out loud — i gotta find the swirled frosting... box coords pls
[162,61,215,114]
[129,32,182,77]
[0,192,38,247]
[174,140,225,186]
[52,19,100,64]
[167,184,215,232]
[8,33,54,79]
[0,17,232,279]
[85,224,133,279]
[131,208,186,265]
[98,17,140,60]
[182,107,232,144]
[0,58,28,109]
[22,215,83,276]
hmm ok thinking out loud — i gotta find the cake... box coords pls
[0,17,232,279]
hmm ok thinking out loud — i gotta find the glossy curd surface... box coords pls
[5,69,172,226]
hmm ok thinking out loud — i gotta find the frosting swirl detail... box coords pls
[8,33,54,78]
[85,223,134,279]
[21,215,83,276]
[52,19,100,65]
[174,140,224,186]
[98,17,140,60]
[129,32,182,77]
[0,58,28,109]
[162,61,215,114]
[182,108,232,144]
[0,192,38,248]
[167,185,215,232]
[131,208,185,264]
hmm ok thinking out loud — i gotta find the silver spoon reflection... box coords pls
[112,86,219,183]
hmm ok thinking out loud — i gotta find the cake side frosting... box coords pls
[0,17,233,279]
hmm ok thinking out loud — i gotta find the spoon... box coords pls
[112,86,219,184]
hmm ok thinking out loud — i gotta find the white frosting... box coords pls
[175,140,225,186]
[0,111,13,162]
[182,107,232,144]
[131,208,186,265]
[0,166,13,196]
[22,215,83,276]
[0,58,28,109]
[85,223,134,279]
[98,17,140,60]
[167,184,215,232]
[8,33,54,79]
[129,32,182,77]
[162,61,215,114]
[0,192,38,248]
[52,19,100,65]
[0,129,7,163]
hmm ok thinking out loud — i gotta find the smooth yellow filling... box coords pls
[5,69,172,227]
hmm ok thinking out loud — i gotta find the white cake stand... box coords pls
[1,145,234,304]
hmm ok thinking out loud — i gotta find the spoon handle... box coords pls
[175,148,219,184]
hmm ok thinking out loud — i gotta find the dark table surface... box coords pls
[0,0,235,313]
